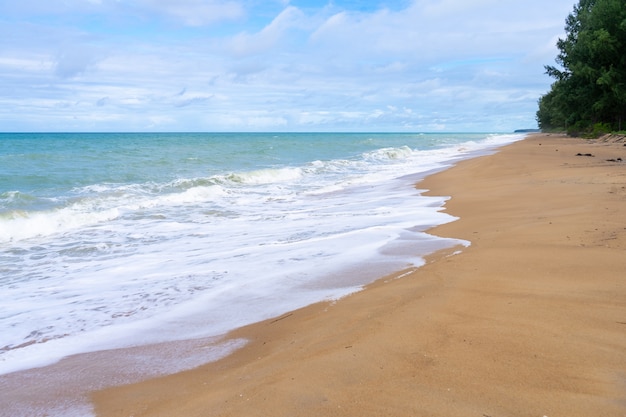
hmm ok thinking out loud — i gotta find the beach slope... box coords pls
[94,134,626,417]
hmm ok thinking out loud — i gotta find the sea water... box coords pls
[0,132,522,379]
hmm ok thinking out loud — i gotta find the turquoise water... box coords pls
[1,132,490,196]
[0,132,523,380]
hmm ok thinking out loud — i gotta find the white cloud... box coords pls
[0,56,50,73]
[135,0,245,26]
[416,0,499,18]
[0,0,577,131]
[229,6,306,56]
[54,45,102,78]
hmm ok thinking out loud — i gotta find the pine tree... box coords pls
[537,0,626,134]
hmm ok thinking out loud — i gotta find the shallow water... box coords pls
[0,132,522,378]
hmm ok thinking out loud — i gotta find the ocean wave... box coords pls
[224,167,304,185]
[0,205,122,243]
[0,132,525,377]
[1,190,34,203]
[363,145,414,162]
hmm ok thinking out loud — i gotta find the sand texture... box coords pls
[93,134,626,417]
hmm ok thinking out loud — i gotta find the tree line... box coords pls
[536,0,626,136]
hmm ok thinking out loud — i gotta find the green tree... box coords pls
[537,0,626,134]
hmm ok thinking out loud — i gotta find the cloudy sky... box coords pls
[0,0,575,132]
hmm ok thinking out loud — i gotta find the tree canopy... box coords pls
[536,0,626,134]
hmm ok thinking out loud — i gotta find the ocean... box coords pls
[0,132,522,414]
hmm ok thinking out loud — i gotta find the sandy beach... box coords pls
[93,134,626,417]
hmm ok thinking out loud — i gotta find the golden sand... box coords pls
[93,134,626,417]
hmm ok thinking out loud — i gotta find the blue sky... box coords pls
[0,0,575,132]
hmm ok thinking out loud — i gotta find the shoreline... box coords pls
[90,133,624,415]
[0,133,517,417]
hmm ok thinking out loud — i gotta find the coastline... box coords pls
[93,133,626,416]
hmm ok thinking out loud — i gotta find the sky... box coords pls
[0,0,576,132]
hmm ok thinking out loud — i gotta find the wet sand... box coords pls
[93,134,626,417]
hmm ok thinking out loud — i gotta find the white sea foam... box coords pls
[0,133,524,380]
[0,206,121,243]
[225,166,304,184]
